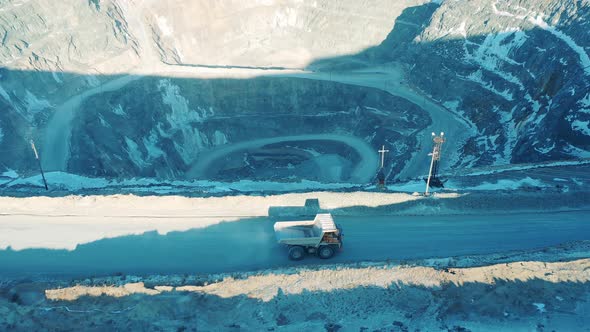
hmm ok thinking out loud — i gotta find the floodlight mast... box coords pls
[425,132,445,196]
[30,140,48,190]
[378,145,389,169]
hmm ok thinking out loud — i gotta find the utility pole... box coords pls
[425,132,445,196]
[30,140,48,190]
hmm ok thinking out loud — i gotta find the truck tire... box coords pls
[318,245,335,259]
[288,246,305,261]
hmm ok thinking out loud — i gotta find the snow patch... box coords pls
[143,130,165,160]
[213,130,228,146]
[51,71,63,84]
[534,142,555,154]
[2,171,367,194]
[579,94,590,114]
[158,79,214,163]
[363,106,389,116]
[464,29,527,91]
[24,90,52,113]
[124,137,148,168]
[463,70,514,101]
[465,177,546,190]
[2,169,18,178]
[112,104,126,116]
[460,160,590,177]
[443,100,478,132]
[0,84,11,102]
[157,16,174,37]
[572,120,590,136]
[500,106,517,163]
[85,75,100,87]
[532,302,546,313]
[98,113,109,127]
[7,172,109,191]
[0,125,3,144]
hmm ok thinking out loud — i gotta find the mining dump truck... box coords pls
[274,213,343,260]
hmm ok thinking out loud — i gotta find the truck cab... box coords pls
[274,213,343,260]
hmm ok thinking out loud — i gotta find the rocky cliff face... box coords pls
[346,0,590,167]
[68,77,428,181]
[0,0,588,182]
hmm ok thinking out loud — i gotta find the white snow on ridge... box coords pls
[474,29,527,68]
[528,15,590,76]
[446,21,467,38]
[489,3,590,76]
[491,2,528,20]
[462,70,514,101]
[462,27,527,94]
[488,1,590,76]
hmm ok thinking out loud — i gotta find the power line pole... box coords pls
[425,132,445,196]
[30,140,48,190]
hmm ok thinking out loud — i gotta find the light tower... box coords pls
[425,132,445,196]
[376,145,389,190]
[378,145,389,169]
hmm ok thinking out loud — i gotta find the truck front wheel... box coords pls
[318,246,335,259]
[288,246,305,260]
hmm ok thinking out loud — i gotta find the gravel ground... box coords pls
[1,241,589,332]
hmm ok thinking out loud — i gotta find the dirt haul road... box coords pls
[1,210,589,277]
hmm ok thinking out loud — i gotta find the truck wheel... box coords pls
[288,246,305,261]
[318,246,334,259]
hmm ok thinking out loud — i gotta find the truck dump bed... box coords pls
[274,214,337,246]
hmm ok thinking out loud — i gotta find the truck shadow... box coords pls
[0,215,341,278]
[2,204,589,278]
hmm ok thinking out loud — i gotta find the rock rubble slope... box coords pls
[0,0,588,181]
